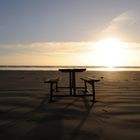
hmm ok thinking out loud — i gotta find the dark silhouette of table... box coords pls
[59,68,86,95]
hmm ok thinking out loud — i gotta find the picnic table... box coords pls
[59,68,86,95]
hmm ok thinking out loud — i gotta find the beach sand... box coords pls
[0,70,140,140]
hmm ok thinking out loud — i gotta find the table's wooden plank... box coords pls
[59,68,86,72]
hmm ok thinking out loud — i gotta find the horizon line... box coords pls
[0,65,140,68]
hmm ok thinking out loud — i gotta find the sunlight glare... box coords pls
[95,37,126,66]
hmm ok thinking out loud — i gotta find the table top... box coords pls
[59,68,86,72]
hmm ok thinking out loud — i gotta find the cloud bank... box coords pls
[101,10,140,42]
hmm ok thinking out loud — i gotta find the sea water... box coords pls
[0,65,140,71]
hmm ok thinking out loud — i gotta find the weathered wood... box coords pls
[80,77,100,102]
[44,77,60,102]
[59,68,86,95]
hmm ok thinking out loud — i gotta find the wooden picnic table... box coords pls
[59,68,86,95]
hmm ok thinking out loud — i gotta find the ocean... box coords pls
[0,65,140,71]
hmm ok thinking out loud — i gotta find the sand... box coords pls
[0,70,140,140]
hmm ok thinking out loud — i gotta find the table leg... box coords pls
[92,81,95,102]
[72,72,76,95]
[69,72,72,96]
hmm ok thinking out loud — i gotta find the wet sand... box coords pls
[0,70,140,140]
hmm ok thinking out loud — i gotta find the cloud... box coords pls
[103,10,133,32]
[0,41,140,66]
[101,10,140,42]
[1,40,139,59]
[0,42,96,56]
[0,42,98,65]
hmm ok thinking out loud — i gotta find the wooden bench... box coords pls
[80,77,100,102]
[44,77,60,102]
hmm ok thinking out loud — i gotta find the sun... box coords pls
[95,37,126,66]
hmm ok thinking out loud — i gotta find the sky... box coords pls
[0,0,140,66]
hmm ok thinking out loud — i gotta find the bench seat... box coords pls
[80,76,100,102]
[44,77,60,102]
